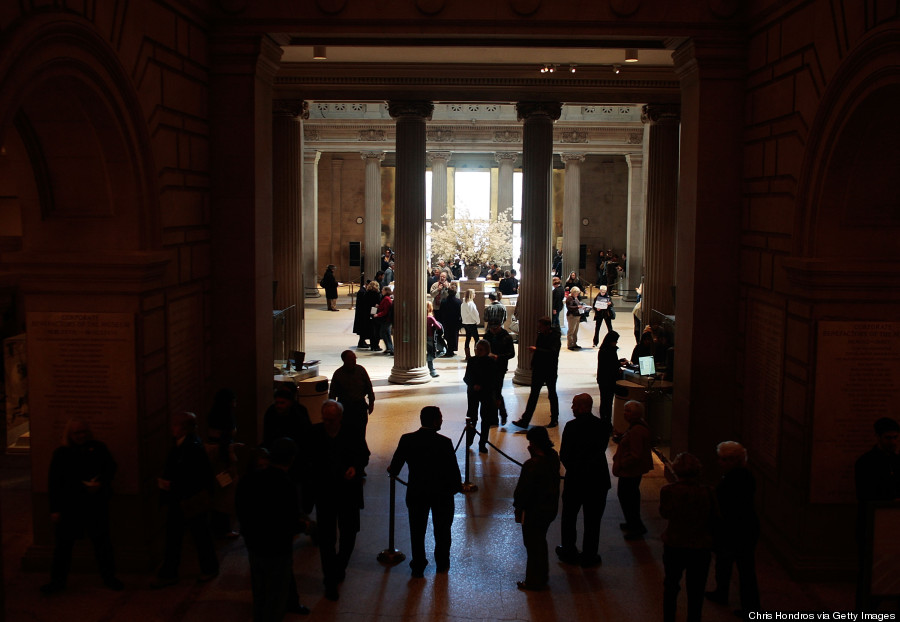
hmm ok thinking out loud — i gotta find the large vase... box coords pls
[464,265,481,280]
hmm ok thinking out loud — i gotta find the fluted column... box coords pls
[302,149,321,297]
[427,151,451,227]
[561,153,585,281]
[641,104,680,321]
[362,151,385,279]
[272,100,307,358]
[495,152,518,265]
[624,149,646,300]
[388,101,434,384]
[513,102,562,386]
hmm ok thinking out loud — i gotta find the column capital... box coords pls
[641,104,681,125]
[626,152,644,167]
[426,151,452,165]
[360,151,385,161]
[387,100,434,121]
[303,149,321,165]
[494,152,519,165]
[515,101,562,122]
[560,152,586,164]
[273,99,308,119]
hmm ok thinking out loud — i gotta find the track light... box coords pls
[625,48,638,63]
[569,64,577,73]
[613,64,621,74]
[313,45,327,60]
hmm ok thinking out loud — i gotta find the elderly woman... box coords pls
[591,284,614,346]
[705,441,761,614]
[513,426,560,591]
[565,286,584,350]
[659,452,717,622]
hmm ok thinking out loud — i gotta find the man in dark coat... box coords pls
[484,321,515,425]
[320,264,340,311]
[387,406,462,577]
[556,394,612,568]
[551,277,564,328]
[437,284,462,356]
[513,316,561,428]
[40,419,122,594]
[152,412,219,588]
[236,438,310,620]
[309,400,370,601]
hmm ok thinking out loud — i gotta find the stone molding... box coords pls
[515,101,563,122]
[387,100,435,120]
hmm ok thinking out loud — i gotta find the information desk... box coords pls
[612,374,673,444]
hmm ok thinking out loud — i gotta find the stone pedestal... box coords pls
[387,101,433,384]
[512,102,562,386]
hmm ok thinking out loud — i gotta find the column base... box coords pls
[512,366,533,386]
[388,365,432,384]
[305,287,321,298]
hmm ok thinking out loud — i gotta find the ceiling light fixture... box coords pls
[613,64,621,74]
[540,64,549,73]
[313,45,327,60]
[625,48,639,63]
[569,64,577,73]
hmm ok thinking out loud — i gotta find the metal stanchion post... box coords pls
[461,419,478,493]
[377,475,406,565]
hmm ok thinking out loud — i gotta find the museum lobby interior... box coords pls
[1,0,900,619]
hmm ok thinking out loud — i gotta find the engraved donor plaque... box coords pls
[27,312,138,494]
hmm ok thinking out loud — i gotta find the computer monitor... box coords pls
[638,356,656,377]
[291,351,305,369]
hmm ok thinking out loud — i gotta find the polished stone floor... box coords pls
[1,293,854,621]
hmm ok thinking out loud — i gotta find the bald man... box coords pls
[556,393,612,567]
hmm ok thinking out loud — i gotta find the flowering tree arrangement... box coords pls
[430,209,513,268]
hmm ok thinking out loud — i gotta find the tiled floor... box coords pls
[1,294,855,621]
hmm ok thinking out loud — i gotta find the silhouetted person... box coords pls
[152,412,219,588]
[320,263,339,311]
[310,400,369,601]
[513,426,560,591]
[659,453,717,622]
[464,339,498,454]
[206,388,240,539]
[262,387,312,509]
[613,400,653,540]
[706,441,761,616]
[513,316,561,429]
[236,438,310,620]
[329,349,375,467]
[854,416,900,609]
[596,330,623,422]
[387,406,462,577]
[556,394,612,568]
[484,321,515,425]
[40,419,122,595]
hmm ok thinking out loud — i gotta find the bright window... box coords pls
[454,171,491,220]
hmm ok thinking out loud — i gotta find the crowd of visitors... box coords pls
[45,251,898,622]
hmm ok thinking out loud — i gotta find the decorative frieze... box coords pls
[358,129,386,141]
[559,130,588,143]
[494,130,521,143]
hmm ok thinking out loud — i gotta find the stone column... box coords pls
[209,35,282,441]
[362,151,385,279]
[272,99,307,358]
[303,149,321,297]
[560,152,585,281]
[427,151,451,229]
[641,104,680,322]
[671,40,744,461]
[624,148,646,301]
[495,152,518,265]
[512,102,562,386]
[387,101,434,384]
